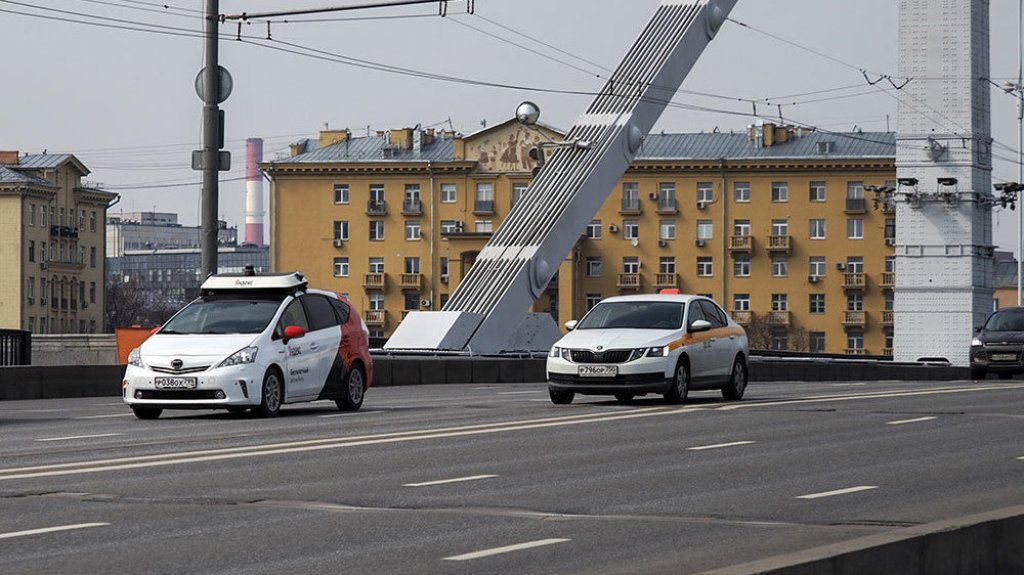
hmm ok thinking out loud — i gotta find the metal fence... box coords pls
[0,330,31,366]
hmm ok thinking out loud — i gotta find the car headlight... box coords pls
[128,347,143,367]
[971,337,983,347]
[218,346,258,368]
[646,346,670,358]
[560,348,572,362]
[549,346,561,358]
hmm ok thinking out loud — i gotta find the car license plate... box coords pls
[991,353,1018,362]
[578,365,618,378]
[154,377,198,389]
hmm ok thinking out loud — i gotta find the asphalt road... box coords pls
[0,379,1022,574]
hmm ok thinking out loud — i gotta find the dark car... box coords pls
[970,307,1024,380]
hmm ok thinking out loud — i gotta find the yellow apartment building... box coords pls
[0,152,116,334]
[266,120,897,355]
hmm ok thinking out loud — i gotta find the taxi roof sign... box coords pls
[201,271,307,292]
[659,288,681,295]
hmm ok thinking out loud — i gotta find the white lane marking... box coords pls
[444,538,571,561]
[403,474,498,488]
[497,391,544,395]
[317,411,383,419]
[687,440,756,451]
[0,523,110,540]
[886,416,937,425]
[74,413,134,420]
[796,486,878,500]
[36,433,124,442]
[716,384,1024,411]
[473,386,498,390]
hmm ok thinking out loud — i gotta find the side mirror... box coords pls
[975,326,983,333]
[689,319,712,333]
[283,325,306,342]
[564,320,578,331]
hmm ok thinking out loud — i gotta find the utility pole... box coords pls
[1018,0,1023,305]
[200,0,221,279]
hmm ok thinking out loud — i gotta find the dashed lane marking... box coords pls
[0,523,110,540]
[886,416,937,425]
[443,538,571,561]
[403,474,499,487]
[687,441,756,451]
[797,486,878,500]
[36,434,124,442]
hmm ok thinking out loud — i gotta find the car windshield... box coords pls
[160,296,284,335]
[984,310,1024,332]
[576,301,685,330]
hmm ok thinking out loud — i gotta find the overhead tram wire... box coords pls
[73,0,202,20]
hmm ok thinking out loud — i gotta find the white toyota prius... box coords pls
[546,294,749,405]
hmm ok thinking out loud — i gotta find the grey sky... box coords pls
[2,1,1022,251]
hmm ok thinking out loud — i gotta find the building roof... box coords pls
[270,130,895,166]
[0,166,53,186]
[13,153,75,169]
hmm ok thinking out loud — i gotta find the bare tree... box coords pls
[745,314,810,352]
[104,280,176,332]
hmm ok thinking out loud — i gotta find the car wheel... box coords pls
[721,356,748,401]
[614,393,634,404]
[999,372,1014,380]
[131,406,162,420]
[254,369,283,418]
[664,359,689,404]
[970,368,987,380]
[549,389,574,405]
[335,365,366,412]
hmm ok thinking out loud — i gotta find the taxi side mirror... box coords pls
[689,320,712,333]
[283,325,306,342]
[564,320,578,331]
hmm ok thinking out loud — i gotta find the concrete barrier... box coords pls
[0,365,125,400]
[31,334,118,366]
[697,505,1024,575]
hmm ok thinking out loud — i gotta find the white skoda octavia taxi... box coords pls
[546,293,749,404]
[123,270,373,419]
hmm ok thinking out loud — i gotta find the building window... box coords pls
[809,219,826,239]
[368,257,385,274]
[659,220,676,240]
[476,182,494,202]
[847,256,864,273]
[333,221,349,241]
[90,282,96,304]
[440,257,449,280]
[809,256,826,277]
[733,254,750,277]
[90,211,97,232]
[771,220,789,237]
[28,204,35,226]
[847,332,864,351]
[512,183,529,206]
[28,240,35,263]
[368,291,385,310]
[657,182,675,205]
[733,293,750,311]
[404,292,422,310]
[475,220,493,233]
[404,183,421,203]
[697,220,713,240]
[439,294,450,309]
[405,220,421,240]
[697,257,713,277]
[885,255,896,273]
[41,206,47,227]
[80,210,85,230]
[697,182,713,204]
[809,332,826,353]
[885,218,896,241]
[39,317,46,334]
[771,182,788,202]
[771,330,789,351]
[771,293,788,311]
[847,181,865,199]
[772,255,788,277]
[809,181,826,202]
[623,219,639,240]
[734,182,750,203]
[369,220,384,241]
[585,294,602,310]
[586,219,602,239]
[733,219,750,237]
[404,257,420,274]
[586,257,602,277]
[89,247,96,268]
[809,293,826,314]
[333,184,349,204]
[369,184,385,205]
[26,277,34,303]
[27,317,34,332]
[847,292,864,312]
[659,257,676,274]
[885,289,894,311]
[847,218,863,239]
[333,257,349,277]
[623,257,640,274]
[623,182,640,210]
[441,220,461,234]
[441,183,457,203]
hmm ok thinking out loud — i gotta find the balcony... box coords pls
[49,225,79,239]
[766,311,790,326]
[881,272,895,288]
[843,272,866,290]
[843,310,867,328]
[363,273,386,289]
[473,200,495,215]
[732,310,753,326]
[655,198,677,215]
[400,273,423,290]
[654,273,678,289]
[844,198,867,214]
[402,198,423,216]
[729,235,752,252]
[882,200,896,214]
[363,310,386,327]
[882,310,894,326]
[617,273,641,289]
[620,198,641,215]
[766,235,791,253]
[845,348,870,356]
[366,200,388,216]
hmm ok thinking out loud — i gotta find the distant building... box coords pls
[993,251,1019,310]
[106,211,238,257]
[106,245,270,308]
[0,151,116,334]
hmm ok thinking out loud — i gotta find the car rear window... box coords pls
[330,298,351,324]
[303,295,339,331]
[984,310,1024,331]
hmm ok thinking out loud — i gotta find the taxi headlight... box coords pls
[549,346,561,358]
[560,348,572,362]
[971,337,983,347]
[646,346,670,358]
[627,348,645,362]
[218,346,258,368]
[128,347,143,367]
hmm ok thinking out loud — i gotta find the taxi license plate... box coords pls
[578,365,618,378]
[991,353,1018,362]
[154,377,198,389]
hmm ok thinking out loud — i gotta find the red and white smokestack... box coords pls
[245,138,265,246]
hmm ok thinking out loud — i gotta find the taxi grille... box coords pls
[570,349,633,364]
[151,365,210,375]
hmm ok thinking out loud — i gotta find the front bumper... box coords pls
[970,345,1024,373]
[546,355,672,395]
[123,364,260,408]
